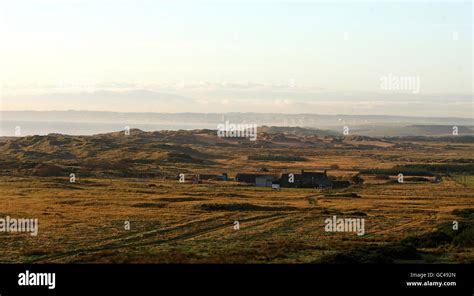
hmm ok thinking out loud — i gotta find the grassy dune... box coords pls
[0,130,473,263]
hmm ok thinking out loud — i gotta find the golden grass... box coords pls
[0,173,472,263]
[0,140,473,263]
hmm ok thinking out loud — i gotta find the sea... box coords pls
[0,121,217,137]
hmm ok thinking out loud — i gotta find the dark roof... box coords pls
[280,171,330,187]
[235,173,258,183]
[235,173,275,183]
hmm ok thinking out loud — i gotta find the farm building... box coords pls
[234,170,349,189]
[235,173,278,187]
[280,170,332,188]
[235,173,259,183]
[255,175,277,187]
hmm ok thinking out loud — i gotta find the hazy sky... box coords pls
[0,0,472,116]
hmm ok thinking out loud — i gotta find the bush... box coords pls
[360,168,433,176]
[319,245,420,264]
[452,208,474,218]
[394,164,474,174]
[453,228,474,247]
[401,231,453,248]
[351,175,364,185]
[404,177,431,182]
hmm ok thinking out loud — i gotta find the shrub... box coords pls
[374,175,390,180]
[401,231,453,248]
[453,228,474,247]
[319,245,420,264]
[452,208,474,218]
[351,175,364,185]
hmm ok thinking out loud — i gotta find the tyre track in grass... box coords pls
[288,210,433,240]
[30,214,230,263]
[180,212,295,242]
[362,215,432,238]
[90,214,229,246]
[28,214,229,263]
[31,212,287,263]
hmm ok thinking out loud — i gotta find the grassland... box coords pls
[452,175,474,188]
[0,129,472,263]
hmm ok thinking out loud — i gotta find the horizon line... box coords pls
[1,110,472,120]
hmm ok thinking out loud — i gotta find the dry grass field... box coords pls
[0,129,473,263]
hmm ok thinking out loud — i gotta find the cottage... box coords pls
[235,173,277,187]
[280,170,332,188]
[255,175,275,187]
[235,173,259,183]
